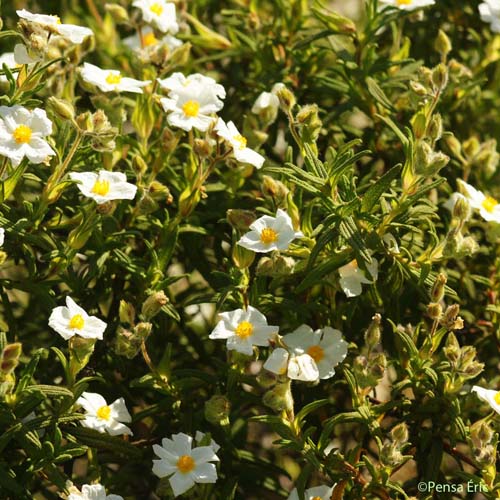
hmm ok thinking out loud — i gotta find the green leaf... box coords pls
[0,159,28,203]
[361,164,401,213]
[366,77,395,111]
[294,399,329,430]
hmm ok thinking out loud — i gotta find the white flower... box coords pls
[252,90,280,115]
[66,482,123,500]
[123,27,182,52]
[69,170,137,205]
[209,305,279,355]
[0,106,55,166]
[152,432,219,497]
[378,0,435,11]
[48,296,107,341]
[158,72,226,132]
[80,63,150,94]
[132,0,179,34]
[479,0,500,32]
[215,119,265,169]
[265,325,348,381]
[0,53,18,83]
[288,485,335,500]
[456,179,500,223]
[76,392,133,436]
[471,386,500,415]
[338,258,378,298]
[13,44,40,64]
[237,209,303,253]
[0,228,4,247]
[264,347,319,382]
[16,9,93,44]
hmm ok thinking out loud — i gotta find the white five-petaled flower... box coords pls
[215,119,265,169]
[69,170,137,205]
[132,0,179,34]
[338,257,378,298]
[77,392,133,436]
[16,9,93,44]
[123,27,182,52]
[158,72,226,132]
[209,305,279,355]
[152,432,219,497]
[378,0,435,10]
[0,106,55,166]
[264,325,348,382]
[479,0,500,32]
[48,296,107,341]
[195,431,221,453]
[237,209,303,253]
[471,386,500,415]
[66,482,124,500]
[80,63,151,94]
[455,179,500,223]
[288,485,335,500]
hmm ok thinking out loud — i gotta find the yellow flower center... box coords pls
[105,72,122,85]
[150,3,164,16]
[92,179,110,196]
[54,16,62,24]
[182,100,200,118]
[142,32,158,47]
[482,196,498,213]
[260,227,278,245]
[233,134,247,150]
[494,392,500,405]
[69,314,85,330]
[307,345,325,363]
[235,321,254,339]
[96,405,111,420]
[396,0,412,4]
[176,455,195,474]
[13,125,32,144]
[311,497,322,500]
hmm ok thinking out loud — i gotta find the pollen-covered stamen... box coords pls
[142,32,158,47]
[307,345,325,363]
[396,0,412,4]
[96,405,111,421]
[176,455,195,474]
[69,314,85,330]
[494,392,500,405]
[13,125,32,144]
[182,100,200,117]
[260,227,278,245]
[92,179,110,196]
[150,2,164,16]
[235,321,254,339]
[482,196,498,213]
[311,497,323,500]
[105,72,122,85]
[233,134,247,150]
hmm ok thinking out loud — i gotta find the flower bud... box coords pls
[134,321,153,339]
[443,332,460,363]
[296,104,322,143]
[193,138,212,158]
[105,4,130,24]
[115,327,142,359]
[431,273,447,302]
[391,422,409,444]
[435,30,452,59]
[68,337,96,380]
[256,370,278,388]
[275,86,296,113]
[428,114,443,142]
[0,343,21,375]
[365,313,382,348]
[441,304,463,331]
[452,196,470,221]
[141,291,168,320]
[431,63,449,90]
[133,155,148,175]
[232,244,255,269]
[369,353,386,380]
[427,302,442,320]
[119,300,135,325]
[261,175,289,203]
[410,81,428,96]
[47,96,75,121]
[444,134,462,158]
[263,381,294,413]
[161,127,179,152]
[204,395,231,426]
[463,137,480,158]
[226,209,256,232]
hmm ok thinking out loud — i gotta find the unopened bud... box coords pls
[262,381,294,413]
[427,302,442,320]
[428,114,443,142]
[444,134,462,157]
[134,321,152,339]
[365,313,382,348]
[115,327,142,359]
[435,30,452,59]
[431,273,447,302]
[47,97,75,121]
[261,175,289,202]
[391,422,409,444]
[232,244,255,269]
[256,370,278,388]
[432,63,449,90]
[193,138,212,158]
[133,155,148,175]
[369,353,386,379]
[204,395,231,426]
[119,300,135,325]
[452,196,470,221]
[275,86,296,113]
[161,127,179,152]
[463,137,480,158]
[0,343,21,374]
[443,332,460,363]
[141,291,168,320]
[410,81,428,96]
[226,209,256,232]
[105,4,130,24]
